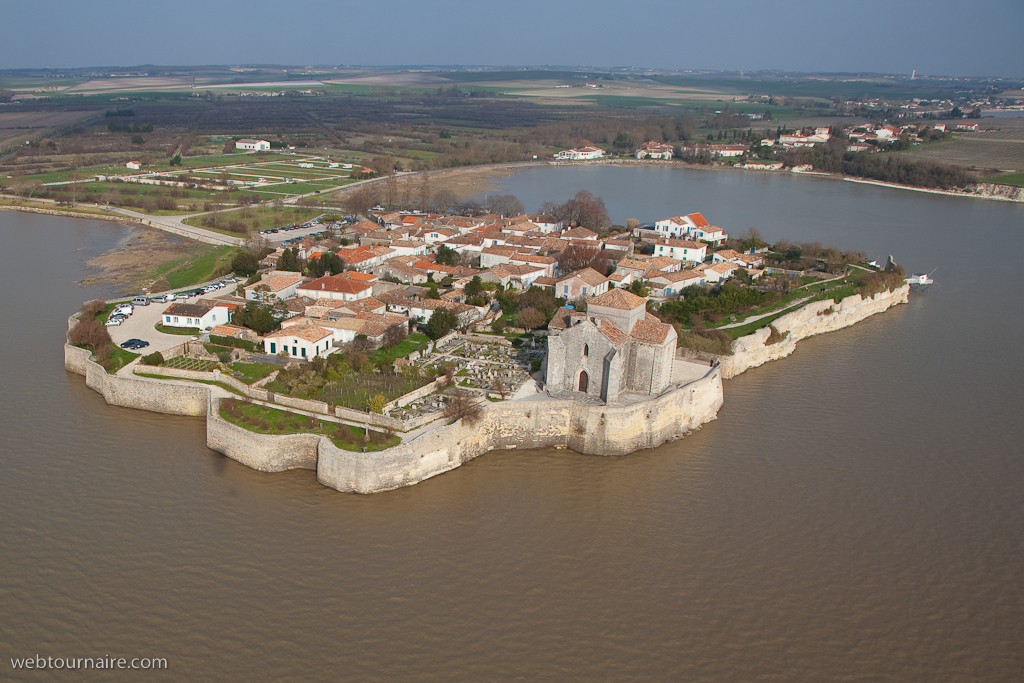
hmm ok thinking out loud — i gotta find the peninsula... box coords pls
[63,205,912,493]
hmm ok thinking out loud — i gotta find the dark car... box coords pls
[120,339,150,350]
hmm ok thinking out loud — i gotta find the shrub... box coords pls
[141,351,165,366]
[80,299,106,318]
[676,328,733,356]
[491,318,506,334]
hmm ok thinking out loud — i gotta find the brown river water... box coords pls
[2,167,1023,681]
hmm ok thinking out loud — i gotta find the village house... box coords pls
[262,325,334,359]
[295,274,374,302]
[546,289,677,404]
[655,238,707,264]
[635,141,674,160]
[162,302,231,330]
[243,271,305,302]
[644,269,705,298]
[125,161,141,170]
[556,267,610,299]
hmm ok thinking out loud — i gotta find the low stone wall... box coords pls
[274,394,330,415]
[136,365,216,381]
[384,378,443,412]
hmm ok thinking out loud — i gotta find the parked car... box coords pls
[120,339,150,350]
[113,306,133,317]
[105,317,124,327]
[131,296,150,306]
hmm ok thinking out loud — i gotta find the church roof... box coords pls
[629,318,673,344]
[588,288,647,311]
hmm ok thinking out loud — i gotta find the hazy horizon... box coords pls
[1,0,1021,78]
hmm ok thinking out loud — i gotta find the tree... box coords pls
[629,280,651,297]
[232,300,279,334]
[231,251,260,277]
[444,388,482,424]
[436,243,459,266]
[383,323,406,349]
[516,307,546,330]
[343,186,379,217]
[483,194,524,217]
[431,188,457,214]
[556,243,606,274]
[277,247,301,272]
[968,107,982,119]
[418,171,432,209]
[491,318,506,334]
[490,377,510,400]
[367,394,387,414]
[425,307,460,339]
[465,275,484,298]
[626,218,640,233]
[540,190,610,231]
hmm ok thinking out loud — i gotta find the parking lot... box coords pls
[105,282,236,355]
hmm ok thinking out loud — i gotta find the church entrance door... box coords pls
[578,371,589,393]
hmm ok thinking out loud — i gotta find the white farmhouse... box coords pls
[635,141,674,160]
[235,139,271,151]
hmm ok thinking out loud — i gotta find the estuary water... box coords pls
[1,166,1023,682]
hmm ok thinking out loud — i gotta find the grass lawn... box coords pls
[219,400,400,451]
[989,172,1024,187]
[185,204,322,231]
[104,345,140,373]
[155,323,201,335]
[369,333,430,365]
[229,361,280,384]
[163,246,236,289]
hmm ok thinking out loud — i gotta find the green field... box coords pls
[989,172,1024,187]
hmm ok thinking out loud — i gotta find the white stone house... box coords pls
[655,238,707,265]
[556,267,610,299]
[635,141,674,160]
[162,303,230,330]
[262,325,334,360]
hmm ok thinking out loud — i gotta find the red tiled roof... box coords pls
[588,288,646,311]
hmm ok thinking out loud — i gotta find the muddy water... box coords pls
[1,169,1023,682]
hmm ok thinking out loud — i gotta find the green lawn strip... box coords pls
[989,172,1024,187]
[228,362,279,383]
[218,401,400,451]
[105,345,140,374]
[155,323,201,335]
[164,246,235,289]
[723,283,864,339]
[368,333,430,365]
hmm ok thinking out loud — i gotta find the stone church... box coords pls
[545,289,677,404]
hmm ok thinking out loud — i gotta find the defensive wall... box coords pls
[676,285,909,377]
[65,286,906,493]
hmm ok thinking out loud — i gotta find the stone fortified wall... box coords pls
[66,312,724,493]
[67,285,907,494]
[717,285,909,379]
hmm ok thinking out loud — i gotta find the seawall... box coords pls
[678,285,910,379]
[66,286,905,493]
[65,313,724,493]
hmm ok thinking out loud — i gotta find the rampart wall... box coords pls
[66,285,905,494]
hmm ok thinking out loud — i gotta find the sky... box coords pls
[1,0,1022,78]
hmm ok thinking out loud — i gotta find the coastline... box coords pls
[64,285,909,494]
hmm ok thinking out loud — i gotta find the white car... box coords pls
[113,305,133,316]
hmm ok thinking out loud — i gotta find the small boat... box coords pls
[905,272,935,290]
